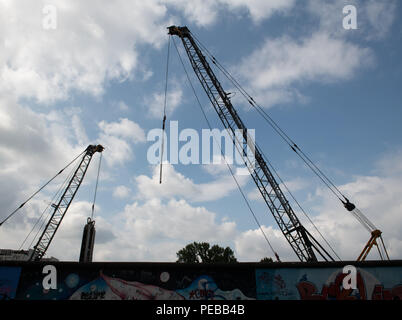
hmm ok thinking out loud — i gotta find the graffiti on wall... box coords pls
[256,267,402,300]
[0,267,21,300]
[2,263,402,300]
[15,265,255,300]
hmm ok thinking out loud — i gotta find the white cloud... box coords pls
[98,118,145,143]
[97,118,146,166]
[0,0,399,264]
[246,32,373,88]
[0,200,116,261]
[236,150,402,262]
[93,197,237,261]
[364,0,398,40]
[0,0,169,103]
[135,163,248,202]
[4,147,401,263]
[145,85,183,119]
[222,0,296,23]
[165,0,296,26]
[226,0,396,109]
[234,225,296,261]
[116,101,129,112]
[113,185,131,199]
[0,97,86,209]
[0,95,112,238]
[236,31,374,107]
[307,0,397,40]
[0,0,297,105]
[165,0,220,27]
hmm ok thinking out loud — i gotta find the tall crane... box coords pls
[28,144,104,261]
[168,26,334,262]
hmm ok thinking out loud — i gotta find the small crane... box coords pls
[28,144,104,261]
[0,144,104,261]
[342,198,389,261]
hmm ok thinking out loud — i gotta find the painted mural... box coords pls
[1,262,402,300]
[14,264,256,300]
[256,267,402,300]
[0,266,21,300]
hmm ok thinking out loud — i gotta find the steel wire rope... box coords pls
[0,149,87,227]
[189,32,341,260]
[160,36,171,184]
[25,161,78,251]
[91,152,103,220]
[191,32,346,202]
[172,37,281,261]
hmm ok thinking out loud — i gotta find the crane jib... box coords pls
[168,25,334,262]
[28,145,104,261]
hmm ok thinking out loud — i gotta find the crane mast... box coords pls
[29,144,104,261]
[168,26,334,262]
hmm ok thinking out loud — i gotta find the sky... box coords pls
[0,0,401,263]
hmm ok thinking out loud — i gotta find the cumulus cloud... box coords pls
[0,0,399,264]
[224,0,397,109]
[0,0,297,105]
[0,0,169,103]
[98,118,145,142]
[145,84,183,119]
[307,0,397,40]
[221,0,296,23]
[97,118,146,166]
[234,225,296,261]
[236,31,374,107]
[93,198,237,261]
[165,0,295,26]
[135,163,248,202]
[112,185,131,199]
[363,0,398,40]
[236,150,402,262]
[0,96,91,221]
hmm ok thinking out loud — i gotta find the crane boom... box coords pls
[29,144,104,261]
[168,26,334,262]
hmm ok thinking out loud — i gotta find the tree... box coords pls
[260,257,274,263]
[176,242,237,263]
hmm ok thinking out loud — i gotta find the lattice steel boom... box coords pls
[168,26,334,262]
[29,145,104,261]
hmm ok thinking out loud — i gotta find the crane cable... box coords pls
[197,37,389,261]
[0,148,87,227]
[19,159,78,250]
[190,32,380,235]
[172,36,281,262]
[187,33,340,260]
[191,32,345,202]
[259,143,341,260]
[91,152,102,220]
[20,150,103,251]
[159,36,171,184]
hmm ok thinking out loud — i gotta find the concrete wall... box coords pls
[1,261,401,300]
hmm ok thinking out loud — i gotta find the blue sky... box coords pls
[0,0,401,262]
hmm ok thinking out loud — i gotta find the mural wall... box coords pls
[256,266,402,300]
[1,262,401,300]
[10,263,256,300]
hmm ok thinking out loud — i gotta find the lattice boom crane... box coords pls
[29,144,104,261]
[168,26,335,262]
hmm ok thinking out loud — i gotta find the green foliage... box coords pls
[260,257,274,263]
[176,242,237,263]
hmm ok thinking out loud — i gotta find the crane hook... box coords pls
[342,197,356,212]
